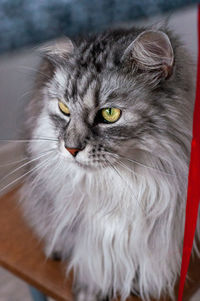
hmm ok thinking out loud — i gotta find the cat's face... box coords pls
[46,66,152,168]
[31,29,190,170]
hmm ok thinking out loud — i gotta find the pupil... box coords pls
[108,108,112,115]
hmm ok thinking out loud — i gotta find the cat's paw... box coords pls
[50,251,62,261]
[44,244,62,260]
[75,290,98,301]
[74,289,109,301]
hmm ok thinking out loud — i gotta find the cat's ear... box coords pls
[122,30,174,79]
[39,37,74,65]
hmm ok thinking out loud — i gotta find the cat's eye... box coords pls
[101,108,121,123]
[58,101,70,116]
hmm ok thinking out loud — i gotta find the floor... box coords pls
[0,267,32,301]
[0,267,55,301]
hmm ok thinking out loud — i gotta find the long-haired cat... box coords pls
[20,25,196,301]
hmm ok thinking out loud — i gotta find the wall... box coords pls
[0,5,198,142]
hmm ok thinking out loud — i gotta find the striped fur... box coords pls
[20,26,196,301]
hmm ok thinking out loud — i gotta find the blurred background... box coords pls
[0,1,198,143]
[0,1,199,300]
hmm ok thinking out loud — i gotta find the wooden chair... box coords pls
[0,186,199,301]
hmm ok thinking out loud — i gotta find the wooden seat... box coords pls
[0,186,199,301]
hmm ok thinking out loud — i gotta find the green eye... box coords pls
[58,101,70,116]
[101,108,121,123]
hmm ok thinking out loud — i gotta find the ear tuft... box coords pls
[123,30,174,79]
[38,37,74,64]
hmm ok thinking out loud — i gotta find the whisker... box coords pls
[0,156,51,194]
[0,149,55,184]
[16,90,34,104]
[117,159,145,178]
[18,66,51,80]
[105,151,175,176]
[0,156,28,167]
[0,137,58,143]
[34,137,59,142]
[105,158,146,213]
[122,156,175,176]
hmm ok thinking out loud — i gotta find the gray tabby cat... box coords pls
[21,26,195,301]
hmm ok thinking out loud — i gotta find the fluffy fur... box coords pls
[20,26,196,301]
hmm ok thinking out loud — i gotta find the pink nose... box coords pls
[66,147,80,157]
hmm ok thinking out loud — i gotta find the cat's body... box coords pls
[21,26,196,301]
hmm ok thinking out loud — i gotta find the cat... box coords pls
[20,25,196,301]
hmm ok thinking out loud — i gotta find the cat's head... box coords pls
[29,28,192,171]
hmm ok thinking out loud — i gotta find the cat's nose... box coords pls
[65,147,81,157]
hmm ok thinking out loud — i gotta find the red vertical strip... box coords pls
[178,4,200,301]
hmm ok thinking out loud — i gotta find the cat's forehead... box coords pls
[51,65,138,109]
[52,67,96,107]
